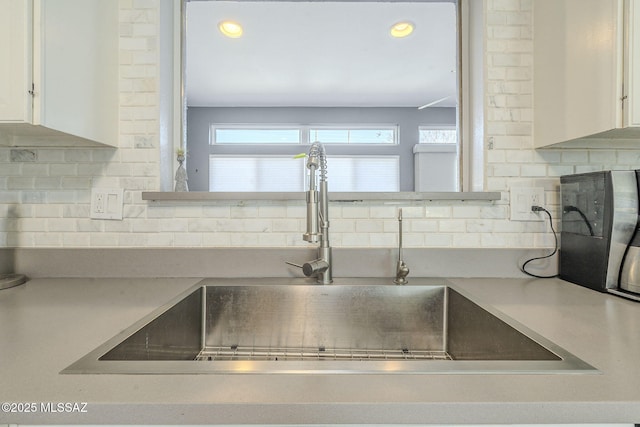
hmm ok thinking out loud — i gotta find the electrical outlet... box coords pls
[94,192,105,213]
[90,188,124,220]
[510,187,545,221]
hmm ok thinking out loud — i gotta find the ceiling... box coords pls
[185,1,458,108]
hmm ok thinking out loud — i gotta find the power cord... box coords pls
[520,205,559,279]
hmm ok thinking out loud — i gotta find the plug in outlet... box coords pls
[94,192,105,213]
[90,188,124,220]
[510,187,545,221]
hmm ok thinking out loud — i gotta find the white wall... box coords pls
[1,0,640,249]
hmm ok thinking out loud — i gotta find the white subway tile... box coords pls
[35,205,62,218]
[423,233,452,247]
[230,206,259,218]
[520,164,547,177]
[341,233,370,247]
[453,233,482,247]
[230,233,259,247]
[403,233,425,247]
[369,233,396,247]
[21,191,48,204]
[258,233,287,247]
[202,206,230,218]
[77,219,104,233]
[439,220,467,233]
[329,219,355,233]
[62,232,90,247]
[341,205,370,218]
[452,206,481,218]
[124,204,146,218]
[118,233,149,247]
[2,0,639,253]
[467,220,494,233]
[423,206,449,218]
[409,219,438,233]
[355,220,384,233]
[34,232,62,247]
[104,220,131,233]
[202,232,231,247]
[561,151,589,163]
[492,164,520,177]
[173,233,202,247]
[370,205,398,218]
[17,218,46,232]
[258,205,287,218]
[131,219,160,233]
[272,218,300,232]
[146,233,175,247]
[47,219,77,232]
[480,205,508,219]
[161,218,189,232]
[90,234,119,247]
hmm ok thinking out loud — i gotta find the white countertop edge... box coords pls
[4,401,639,425]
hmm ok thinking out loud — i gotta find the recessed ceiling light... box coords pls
[219,20,243,38]
[390,21,414,38]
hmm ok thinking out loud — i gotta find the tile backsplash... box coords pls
[1,0,640,249]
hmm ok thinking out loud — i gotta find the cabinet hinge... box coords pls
[28,83,35,96]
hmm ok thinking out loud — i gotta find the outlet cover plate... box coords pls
[90,188,124,220]
[510,187,545,221]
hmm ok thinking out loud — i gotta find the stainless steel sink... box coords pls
[62,279,596,374]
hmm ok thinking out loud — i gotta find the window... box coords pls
[213,127,300,144]
[212,125,397,145]
[419,126,458,144]
[327,156,399,192]
[309,126,396,145]
[209,155,399,192]
[210,156,305,192]
[205,124,400,192]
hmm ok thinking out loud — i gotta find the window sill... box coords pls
[141,191,501,202]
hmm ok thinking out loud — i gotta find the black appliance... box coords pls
[560,170,640,301]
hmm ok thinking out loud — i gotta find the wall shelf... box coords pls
[141,191,502,202]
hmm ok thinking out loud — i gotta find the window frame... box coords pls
[157,0,493,198]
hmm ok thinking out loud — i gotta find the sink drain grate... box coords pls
[196,346,452,361]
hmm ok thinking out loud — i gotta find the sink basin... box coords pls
[62,279,596,374]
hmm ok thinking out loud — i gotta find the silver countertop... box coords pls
[1,276,639,424]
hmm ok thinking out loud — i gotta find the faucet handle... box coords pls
[286,259,329,277]
[285,261,304,269]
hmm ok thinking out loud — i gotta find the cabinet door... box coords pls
[625,0,640,126]
[534,0,623,147]
[36,0,118,146]
[0,0,32,122]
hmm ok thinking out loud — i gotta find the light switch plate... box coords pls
[90,188,124,220]
[510,187,545,221]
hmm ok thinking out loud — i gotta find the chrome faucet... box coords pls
[287,142,333,284]
[393,208,410,285]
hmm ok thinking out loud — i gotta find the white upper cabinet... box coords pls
[625,0,640,127]
[0,0,118,147]
[534,0,640,148]
[0,0,31,123]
